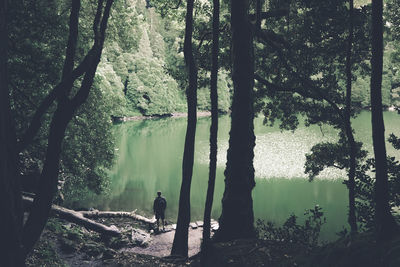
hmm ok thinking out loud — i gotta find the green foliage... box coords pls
[253,0,398,126]
[305,133,367,180]
[26,239,66,267]
[27,219,67,266]
[389,133,400,150]
[96,59,127,116]
[125,55,186,115]
[102,0,190,116]
[256,205,326,248]
[296,233,400,267]
[62,68,123,203]
[8,0,67,137]
[387,0,400,40]
[355,157,400,231]
[150,0,234,112]
[197,70,232,112]
[8,0,122,203]
[255,0,371,130]
[392,88,400,108]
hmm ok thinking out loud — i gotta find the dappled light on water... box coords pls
[78,111,400,241]
[197,127,343,179]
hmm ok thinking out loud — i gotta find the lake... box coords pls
[83,111,400,241]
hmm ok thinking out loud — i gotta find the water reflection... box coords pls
[82,111,400,241]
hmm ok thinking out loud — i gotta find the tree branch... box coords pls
[21,0,114,256]
[254,72,344,121]
[70,0,113,108]
[254,26,290,49]
[61,0,80,83]
[197,24,228,53]
[254,73,314,99]
[249,9,289,21]
[253,30,345,121]
[17,53,93,152]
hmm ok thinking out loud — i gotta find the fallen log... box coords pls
[79,210,156,225]
[23,196,121,237]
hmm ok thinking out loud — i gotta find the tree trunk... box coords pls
[370,0,399,241]
[0,0,24,264]
[201,0,219,262]
[215,0,256,242]
[80,210,156,225]
[23,196,121,237]
[22,105,76,255]
[21,0,113,257]
[344,0,357,235]
[171,0,198,258]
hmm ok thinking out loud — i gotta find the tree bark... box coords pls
[23,196,121,237]
[21,0,114,257]
[0,0,24,264]
[345,0,357,235]
[171,0,198,258]
[370,0,399,241]
[80,210,156,225]
[215,0,256,242]
[201,0,219,262]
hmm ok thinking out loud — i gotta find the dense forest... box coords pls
[1,0,400,266]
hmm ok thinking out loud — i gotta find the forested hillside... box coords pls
[99,0,232,116]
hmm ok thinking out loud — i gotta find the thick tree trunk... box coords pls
[23,196,121,237]
[345,0,357,235]
[370,0,399,241]
[171,0,198,258]
[201,0,219,262]
[0,0,24,264]
[215,0,256,242]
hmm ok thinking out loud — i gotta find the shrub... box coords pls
[256,205,326,248]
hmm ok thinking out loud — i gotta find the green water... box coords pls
[85,111,400,241]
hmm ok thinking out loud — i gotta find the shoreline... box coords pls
[111,111,213,123]
[112,106,399,123]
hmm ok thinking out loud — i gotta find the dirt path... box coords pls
[126,228,203,257]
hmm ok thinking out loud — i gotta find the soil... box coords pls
[125,227,203,257]
[26,216,206,266]
[26,216,400,267]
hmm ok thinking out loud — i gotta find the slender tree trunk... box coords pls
[370,0,399,241]
[0,0,24,264]
[215,0,256,242]
[171,0,197,258]
[344,0,357,235]
[256,0,261,33]
[21,0,113,256]
[201,0,219,261]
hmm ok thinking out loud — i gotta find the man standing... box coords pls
[153,191,167,232]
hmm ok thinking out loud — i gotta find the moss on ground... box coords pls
[26,217,400,267]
